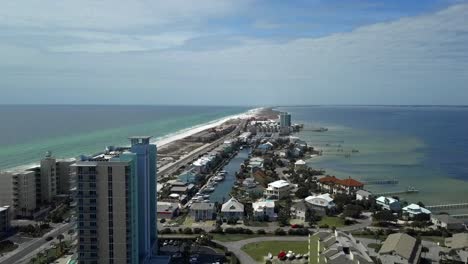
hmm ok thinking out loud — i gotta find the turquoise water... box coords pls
[0,105,248,170]
[278,106,468,206]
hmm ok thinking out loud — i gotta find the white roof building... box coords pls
[221,197,244,213]
[305,193,335,209]
[268,180,290,189]
[403,204,431,216]
[252,200,276,220]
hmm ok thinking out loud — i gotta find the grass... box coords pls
[242,241,309,262]
[422,236,445,245]
[319,216,345,228]
[309,234,325,264]
[368,243,382,251]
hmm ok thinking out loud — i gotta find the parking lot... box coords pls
[159,240,225,264]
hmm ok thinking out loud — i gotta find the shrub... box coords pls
[183,228,193,234]
[160,218,166,223]
[274,228,286,236]
[210,226,224,234]
[257,229,266,235]
[193,228,203,234]
[319,224,329,229]
[160,228,172,234]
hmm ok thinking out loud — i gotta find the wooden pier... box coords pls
[362,178,399,185]
[452,214,468,219]
[426,202,468,211]
[374,188,418,197]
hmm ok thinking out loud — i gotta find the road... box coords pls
[158,119,246,178]
[214,236,309,264]
[0,223,72,264]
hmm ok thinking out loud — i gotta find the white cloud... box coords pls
[0,2,467,105]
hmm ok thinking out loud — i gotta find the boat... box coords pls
[204,186,215,193]
[219,170,228,175]
[213,175,225,182]
[203,194,210,199]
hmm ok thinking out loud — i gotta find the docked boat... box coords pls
[219,170,228,175]
[213,175,225,182]
[203,194,210,199]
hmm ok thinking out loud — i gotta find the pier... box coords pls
[426,202,468,211]
[452,214,468,219]
[374,187,418,197]
[362,178,399,185]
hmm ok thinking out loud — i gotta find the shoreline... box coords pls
[1,107,265,173]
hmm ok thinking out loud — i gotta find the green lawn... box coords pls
[242,241,308,263]
[309,234,325,264]
[422,236,445,246]
[319,216,345,227]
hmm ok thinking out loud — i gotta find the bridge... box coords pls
[426,202,468,211]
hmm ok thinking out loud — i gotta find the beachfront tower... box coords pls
[74,137,159,264]
[279,112,292,127]
[129,136,158,259]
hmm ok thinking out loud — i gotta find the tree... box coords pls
[57,234,65,253]
[373,210,397,223]
[343,204,364,219]
[295,186,310,199]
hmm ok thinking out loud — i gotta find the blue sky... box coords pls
[0,0,467,105]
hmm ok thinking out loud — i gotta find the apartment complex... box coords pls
[74,137,159,264]
[279,112,292,127]
[0,153,74,218]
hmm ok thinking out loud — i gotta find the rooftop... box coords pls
[268,180,290,189]
[319,175,364,187]
[380,233,421,262]
[191,202,215,210]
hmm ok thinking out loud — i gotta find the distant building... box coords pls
[157,202,179,219]
[252,200,276,221]
[403,203,431,217]
[431,214,465,231]
[318,176,364,195]
[221,197,244,220]
[279,112,292,128]
[249,157,264,172]
[313,230,373,264]
[379,233,422,264]
[356,190,372,201]
[0,206,11,237]
[376,196,401,211]
[190,202,215,221]
[263,180,291,200]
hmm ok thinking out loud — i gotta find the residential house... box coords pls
[403,204,431,218]
[221,197,244,220]
[249,157,264,172]
[379,233,422,264]
[431,214,465,231]
[263,180,291,200]
[318,176,364,195]
[305,193,335,216]
[242,178,257,189]
[376,196,401,212]
[291,201,309,222]
[356,190,372,201]
[257,142,274,153]
[252,200,276,221]
[190,202,215,221]
[313,230,374,264]
[157,202,179,219]
[295,159,307,170]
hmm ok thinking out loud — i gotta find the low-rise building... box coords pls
[403,204,431,217]
[445,233,468,263]
[376,196,401,211]
[249,157,264,172]
[263,180,291,200]
[252,200,276,221]
[313,230,373,264]
[305,193,335,215]
[356,190,372,201]
[221,197,244,220]
[0,206,11,237]
[157,202,179,219]
[294,160,306,170]
[190,202,215,221]
[431,214,465,231]
[318,176,364,195]
[379,233,422,264]
[291,201,309,222]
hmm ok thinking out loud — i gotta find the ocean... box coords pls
[0,105,248,170]
[278,106,468,206]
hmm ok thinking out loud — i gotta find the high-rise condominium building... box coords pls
[279,112,292,127]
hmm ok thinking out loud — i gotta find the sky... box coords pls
[0,0,467,106]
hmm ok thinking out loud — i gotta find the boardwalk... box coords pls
[426,202,468,211]
[362,178,399,185]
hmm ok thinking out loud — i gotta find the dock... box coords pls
[426,202,468,211]
[374,187,419,196]
[362,178,399,185]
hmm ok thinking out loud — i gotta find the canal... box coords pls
[209,147,251,203]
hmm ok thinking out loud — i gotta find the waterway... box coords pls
[209,147,251,203]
